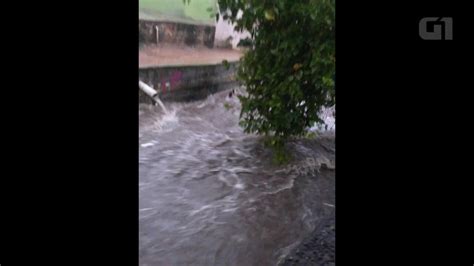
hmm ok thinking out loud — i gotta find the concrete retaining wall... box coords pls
[139,62,238,102]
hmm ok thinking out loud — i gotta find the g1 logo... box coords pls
[419,17,453,40]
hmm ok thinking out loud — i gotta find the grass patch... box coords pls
[139,0,216,24]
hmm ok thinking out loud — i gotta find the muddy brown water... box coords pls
[139,88,335,266]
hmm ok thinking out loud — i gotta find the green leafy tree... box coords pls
[217,0,335,163]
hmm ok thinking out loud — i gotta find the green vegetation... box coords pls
[217,0,336,163]
[140,0,216,24]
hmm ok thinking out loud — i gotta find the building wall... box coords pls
[139,20,215,48]
[214,10,251,49]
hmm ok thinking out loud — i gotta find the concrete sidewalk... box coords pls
[139,45,243,68]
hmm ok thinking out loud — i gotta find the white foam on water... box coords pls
[151,109,178,133]
[222,207,239,213]
[234,183,245,189]
[189,204,212,215]
[264,177,296,195]
[141,142,155,148]
[227,166,254,174]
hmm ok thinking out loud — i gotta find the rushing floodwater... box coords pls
[139,88,335,266]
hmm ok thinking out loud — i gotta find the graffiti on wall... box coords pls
[157,70,183,94]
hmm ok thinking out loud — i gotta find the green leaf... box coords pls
[222,60,230,70]
[264,9,275,21]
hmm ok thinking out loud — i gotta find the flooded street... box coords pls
[139,88,335,266]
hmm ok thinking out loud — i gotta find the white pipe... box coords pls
[139,81,168,113]
[139,81,157,98]
[155,26,160,44]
